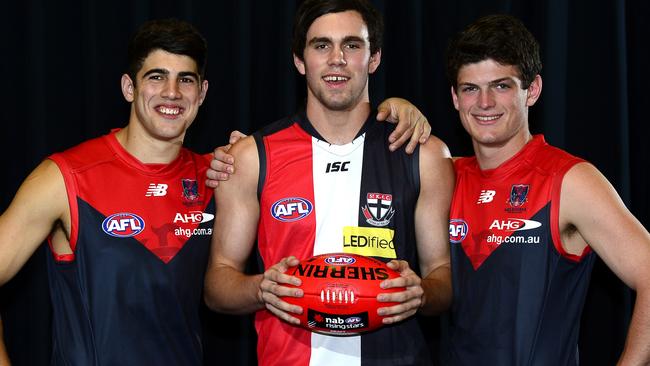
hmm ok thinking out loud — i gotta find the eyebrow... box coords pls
[488,77,515,85]
[178,71,200,80]
[307,35,366,45]
[308,37,332,46]
[141,69,199,80]
[142,68,169,78]
[458,77,516,87]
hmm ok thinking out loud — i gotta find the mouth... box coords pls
[322,74,350,87]
[155,105,184,119]
[472,113,503,124]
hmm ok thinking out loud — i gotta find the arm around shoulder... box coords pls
[560,162,650,365]
[204,136,265,314]
[415,137,455,315]
[0,159,68,285]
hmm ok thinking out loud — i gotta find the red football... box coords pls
[282,253,404,336]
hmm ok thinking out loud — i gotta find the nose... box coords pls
[161,78,181,99]
[328,45,347,66]
[478,89,495,109]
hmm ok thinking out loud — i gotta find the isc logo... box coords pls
[271,197,313,222]
[325,161,350,173]
[449,219,468,243]
[489,219,541,231]
[173,211,214,224]
[102,213,145,238]
[324,255,356,266]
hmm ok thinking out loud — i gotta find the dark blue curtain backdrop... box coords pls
[1,1,648,365]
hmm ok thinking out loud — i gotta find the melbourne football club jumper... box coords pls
[46,130,214,366]
[253,112,431,366]
[446,135,596,366]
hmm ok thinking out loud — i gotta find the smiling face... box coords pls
[121,49,208,143]
[294,10,381,112]
[451,59,541,151]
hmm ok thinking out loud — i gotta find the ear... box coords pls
[293,53,306,75]
[525,74,542,107]
[368,49,382,74]
[199,80,209,106]
[450,85,460,110]
[121,74,135,102]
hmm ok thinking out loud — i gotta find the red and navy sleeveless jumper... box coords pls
[446,135,596,365]
[46,130,214,365]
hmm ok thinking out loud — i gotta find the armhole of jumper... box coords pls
[254,133,267,201]
[550,158,592,262]
[412,145,421,196]
[47,154,78,262]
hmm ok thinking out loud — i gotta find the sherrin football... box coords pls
[282,253,404,335]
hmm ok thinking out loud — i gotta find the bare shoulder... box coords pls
[561,163,650,290]
[217,135,259,195]
[418,135,455,191]
[559,161,641,254]
[0,158,69,284]
[419,134,452,159]
[561,162,617,209]
[229,135,258,164]
[17,159,67,209]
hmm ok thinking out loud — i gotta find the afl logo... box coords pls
[271,197,313,222]
[449,219,468,243]
[324,255,356,266]
[102,213,145,238]
[345,316,362,324]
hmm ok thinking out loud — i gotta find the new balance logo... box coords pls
[146,183,168,197]
[477,190,496,204]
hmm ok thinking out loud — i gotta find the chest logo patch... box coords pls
[507,184,529,207]
[477,190,496,204]
[271,197,313,222]
[181,179,200,201]
[343,226,396,259]
[102,213,145,238]
[362,193,395,227]
[145,183,168,197]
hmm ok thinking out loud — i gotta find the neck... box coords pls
[474,130,533,170]
[305,94,371,145]
[115,124,183,164]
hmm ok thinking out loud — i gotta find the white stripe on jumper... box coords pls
[309,134,365,366]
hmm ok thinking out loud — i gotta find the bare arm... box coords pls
[560,163,650,365]
[377,137,455,323]
[0,160,68,285]
[203,137,304,323]
[414,137,454,315]
[203,136,263,314]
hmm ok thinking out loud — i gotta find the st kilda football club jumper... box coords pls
[253,112,432,366]
[46,130,214,366]
[446,135,596,365]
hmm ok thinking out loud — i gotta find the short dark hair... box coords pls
[127,18,208,84]
[292,0,384,61]
[446,14,542,89]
